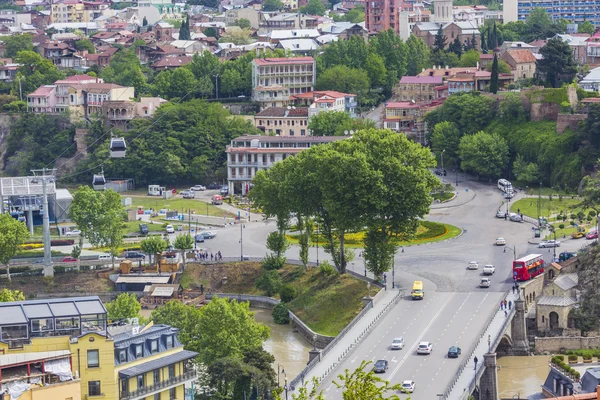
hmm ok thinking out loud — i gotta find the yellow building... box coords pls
[0,297,197,400]
[51,0,86,23]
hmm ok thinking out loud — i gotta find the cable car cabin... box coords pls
[92,174,106,190]
[110,138,126,158]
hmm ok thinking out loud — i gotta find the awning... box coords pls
[118,350,198,378]
[151,287,174,297]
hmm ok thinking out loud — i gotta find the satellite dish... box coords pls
[350,130,354,135]
[344,130,349,135]
[287,106,291,109]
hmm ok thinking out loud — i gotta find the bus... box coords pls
[512,254,544,281]
[498,179,514,195]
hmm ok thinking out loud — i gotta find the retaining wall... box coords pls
[535,336,600,353]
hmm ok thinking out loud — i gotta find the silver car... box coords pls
[391,337,405,350]
[539,240,560,248]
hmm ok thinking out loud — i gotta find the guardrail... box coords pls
[441,290,513,399]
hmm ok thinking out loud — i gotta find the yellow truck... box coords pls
[411,281,424,300]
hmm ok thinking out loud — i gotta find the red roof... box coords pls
[152,56,193,68]
[55,74,98,83]
[399,76,443,84]
[29,85,55,96]
[385,102,420,109]
[253,56,314,66]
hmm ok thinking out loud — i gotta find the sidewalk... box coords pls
[290,287,401,394]
[445,291,519,400]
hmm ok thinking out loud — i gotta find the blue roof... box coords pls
[0,296,106,326]
[118,350,198,378]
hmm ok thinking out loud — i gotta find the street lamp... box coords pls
[240,221,243,261]
[277,364,285,387]
[284,377,289,400]
[392,256,396,289]
[552,228,557,262]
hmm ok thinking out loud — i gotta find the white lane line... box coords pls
[388,293,457,382]
[350,356,357,363]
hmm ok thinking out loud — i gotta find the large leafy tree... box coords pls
[0,214,29,281]
[458,131,509,179]
[579,21,595,35]
[0,289,25,302]
[512,154,539,184]
[105,293,142,321]
[334,360,403,399]
[537,37,578,88]
[429,121,461,167]
[4,34,33,58]
[13,51,64,95]
[308,111,353,136]
[523,7,562,42]
[173,233,194,269]
[300,0,327,15]
[140,236,169,269]
[316,65,371,107]
[101,49,147,96]
[425,92,495,135]
[406,35,430,75]
[262,0,284,11]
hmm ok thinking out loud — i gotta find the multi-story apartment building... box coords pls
[258,13,318,37]
[251,57,316,110]
[254,107,309,136]
[365,0,402,34]
[504,0,600,26]
[225,135,344,195]
[292,90,357,118]
[382,99,445,144]
[0,296,198,400]
[393,76,444,101]
[50,0,109,23]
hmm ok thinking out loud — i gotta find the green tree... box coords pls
[449,36,463,57]
[179,14,191,40]
[13,51,64,95]
[430,50,460,68]
[430,121,461,167]
[490,53,499,94]
[340,8,364,23]
[537,36,578,88]
[433,27,447,52]
[297,216,313,270]
[498,92,527,121]
[74,39,95,53]
[513,154,539,184]
[101,49,147,96]
[334,360,402,399]
[579,20,595,35]
[262,0,284,11]
[460,49,480,67]
[486,58,511,74]
[235,18,251,29]
[523,7,561,41]
[370,29,407,79]
[220,67,243,96]
[406,35,430,76]
[140,236,168,268]
[425,92,495,135]
[0,289,25,302]
[458,131,509,179]
[316,65,370,107]
[173,233,194,269]
[308,111,353,136]
[256,269,282,296]
[105,293,142,321]
[4,34,33,59]
[170,67,198,98]
[0,213,29,282]
[151,300,202,346]
[364,52,387,88]
[301,0,326,15]
[204,27,218,38]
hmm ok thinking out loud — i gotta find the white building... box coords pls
[579,66,600,92]
[504,0,600,26]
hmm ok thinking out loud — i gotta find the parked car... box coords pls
[211,195,223,205]
[417,342,433,355]
[447,346,461,358]
[200,231,217,239]
[65,229,81,236]
[125,251,145,259]
[391,337,405,350]
[191,185,206,191]
[139,224,149,235]
[509,213,523,222]
[495,237,506,246]
[480,278,491,288]
[181,190,195,199]
[559,252,577,262]
[220,186,229,195]
[166,225,175,234]
[586,230,598,240]
[483,265,496,275]
[539,240,560,248]
[207,183,220,190]
[468,261,479,270]
[195,234,205,243]
[401,380,415,393]
[373,360,388,373]
[496,210,506,218]
[62,257,77,262]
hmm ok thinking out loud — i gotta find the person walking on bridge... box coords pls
[474,356,478,370]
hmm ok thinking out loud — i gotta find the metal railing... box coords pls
[121,371,197,400]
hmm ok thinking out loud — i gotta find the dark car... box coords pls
[125,251,145,259]
[207,183,220,190]
[139,223,149,235]
[559,252,577,262]
[62,257,77,262]
[447,346,462,358]
[195,234,205,243]
[373,359,388,373]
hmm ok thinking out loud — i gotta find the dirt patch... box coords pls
[182,262,263,292]
[3,270,114,298]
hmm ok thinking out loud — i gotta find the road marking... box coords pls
[388,293,457,381]
[350,356,357,363]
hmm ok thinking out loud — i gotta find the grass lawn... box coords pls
[123,220,166,234]
[128,196,233,218]
[182,262,376,336]
[510,198,589,220]
[433,191,455,202]
[511,181,577,196]
[287,221,462,248]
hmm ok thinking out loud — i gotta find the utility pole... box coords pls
[538,181,542,228]
[31,168,56,278]
[240,221,243,261]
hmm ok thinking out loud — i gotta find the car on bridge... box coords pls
[480,278,491,288]
[373,360,388,373]
[391,337,405,350]
[447,346,461,358]
[539,240,560,248]
[401,380,415,393]
[417,342,433,355]
[62,257,77,262]
[468,261,479,270]
[65,229,81,236]
[495,237,506,246]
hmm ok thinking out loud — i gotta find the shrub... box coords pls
[568,355,578,362]
[559,224,565,230]
[272,303,290,324]
[0,266,30,275]
[256,270,282,296]
[51,239,75,246]
[574,371,581,379]
[583,354,592,360]
[319,261,337,276]
[279,284,297,303]
[262,254,285,270]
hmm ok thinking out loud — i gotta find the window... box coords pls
[135,344,143,358]
[153,369,160,384]
[1,325,28,340]
[88,381,101,396]
[290,130,294,136]
[56,317,79,330]
[170,388,176,400]
[121,379,128,394]
[119,350,126,363]
[166,335,173,348]
[155,394,160,400]
[150,340,158,353]
[31,319,53,332]
[169,364,175,378]
[87,350,99,368]
[137,374,144,389]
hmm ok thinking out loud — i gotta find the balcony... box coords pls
[229,160,258,166]
[120,371,197,400]
[229,174,252,181]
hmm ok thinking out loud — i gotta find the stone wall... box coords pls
[535,336,600,353]
[556,113,587,134]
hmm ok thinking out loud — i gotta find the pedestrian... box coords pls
[219,251,223,260]
[500,301,504,310]
[504,247,506,253]
[512,285,515,294]
[474,356,478,370]
[504,310,508,317]
[200,284,204,295]
[504,300,507,308]
[518,208,520,214]
[211,253,214,260]
[509,300,512,310]
[521,214,524,221]
[504,213,507,221]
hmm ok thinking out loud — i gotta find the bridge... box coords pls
[443,292,529,400]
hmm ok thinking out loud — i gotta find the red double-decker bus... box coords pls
[513,254,545,281]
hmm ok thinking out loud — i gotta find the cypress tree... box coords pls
[490,53,499,94]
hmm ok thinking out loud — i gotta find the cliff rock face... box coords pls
[0,114,17,171]
[55,128,88,175]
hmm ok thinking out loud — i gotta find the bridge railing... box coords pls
[441,290,513,399]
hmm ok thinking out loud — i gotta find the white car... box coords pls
[65,229,81,236]
[417,341,433,355]
[496,210,506,218]
[468,261,479,270]
[191,185,206,191]
[165,225,175,234]
[496,237,506,246]
[539,240,560,248]
[401,380,415,393]
[480,278,491,288]
[391,337,405,350]
[483,265,495,275]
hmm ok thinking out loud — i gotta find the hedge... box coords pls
[551,355,581,379]
[565,349,600,358]
[51,239,75,246]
